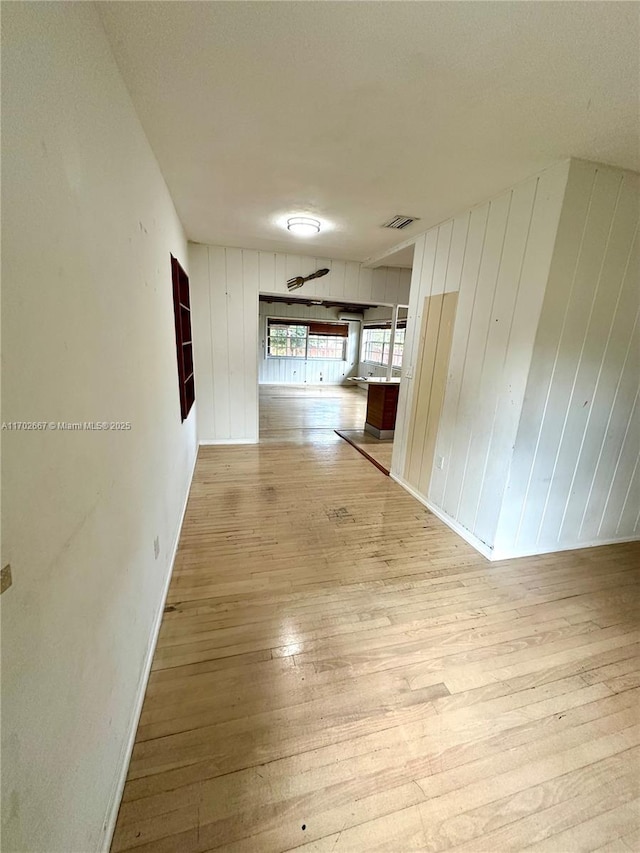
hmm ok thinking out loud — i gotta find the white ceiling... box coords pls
[99,1,639,264]
[369,243,416,270]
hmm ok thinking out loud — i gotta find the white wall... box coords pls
[258,302,360,385]
[189,245,259,444]
[392,160,571,553]
[189,243,411,442]
[361,305,409,323]
[1,5,197,852]
[494,160,640,558]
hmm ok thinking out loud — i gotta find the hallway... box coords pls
[4,6,639,851]
[110,391,640,852]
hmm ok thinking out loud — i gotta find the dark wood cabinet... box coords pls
[171,255,195,421]
[365,382,400,439]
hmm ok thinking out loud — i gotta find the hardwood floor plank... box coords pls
[521,799,640,852]
[437,777,638,853]
[117,704,638,835]
[592,838,637,853]
[621,827,640,849]
[121,688,639,814]
[110,386,640,852]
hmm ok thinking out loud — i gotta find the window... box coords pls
[392,327,406,368]
[267,319,348,360]
[361,322,406,368]
[307,334,346,360]
[268,323,307,358]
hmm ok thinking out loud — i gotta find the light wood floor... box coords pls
[111,385,640,853]
[259,385,394,476]
[259,384,368,441]
[336,428,394,474]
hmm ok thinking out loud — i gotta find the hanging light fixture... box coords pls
[287,216,321,236]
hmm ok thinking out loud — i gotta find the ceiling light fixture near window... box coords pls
[287,216,321,236]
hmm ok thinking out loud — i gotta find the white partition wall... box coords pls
[189,244,411,442]
[493,160,640,558]
[189,245,260,444]
[392,160,570,553]
[392,158,640,559]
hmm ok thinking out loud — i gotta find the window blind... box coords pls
[267,319,349,337]
[362,320,407,331]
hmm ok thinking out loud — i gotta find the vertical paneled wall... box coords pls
[189,244,411,442]
[494,161,640,557]
[392,160,571,552]
[258,302,361,385]
[256,254,411,304]
[189,245,259,443]
[403,291,458,496]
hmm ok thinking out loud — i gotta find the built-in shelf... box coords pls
[171,255,195,422]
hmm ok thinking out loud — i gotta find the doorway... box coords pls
[258,294,375,442]
[334,304,408,474]
[257,293,409,475]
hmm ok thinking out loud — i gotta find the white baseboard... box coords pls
[101,446,199,852]
[389,473,494,561]
[199,438,257,445]
[259,381,346,387]
[490,533,640,561]
[390,472,639,562]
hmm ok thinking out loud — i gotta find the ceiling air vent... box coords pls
[381,215,420,230]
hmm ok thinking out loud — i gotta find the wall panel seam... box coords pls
[406,233,437,475]
[472,178,540,533]
[515,168,599,547]
[537,173,624,544]
[616,451,640,534]
[597,385,640,536]
[416,220,455,489]
[450,203,491,519]
[440,211,472,504]
[579,306,640,537]
[554,176,629,539]
[569,219,639,536]
[413,227,451,487]
[457,191,513,525]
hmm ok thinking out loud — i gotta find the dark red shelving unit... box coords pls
[171,255,195,421]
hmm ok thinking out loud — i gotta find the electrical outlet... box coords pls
[1,564,12,594]
[153,536,160,560]
[436,456,445,470]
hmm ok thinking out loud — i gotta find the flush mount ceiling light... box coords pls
[287,216,321,236]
